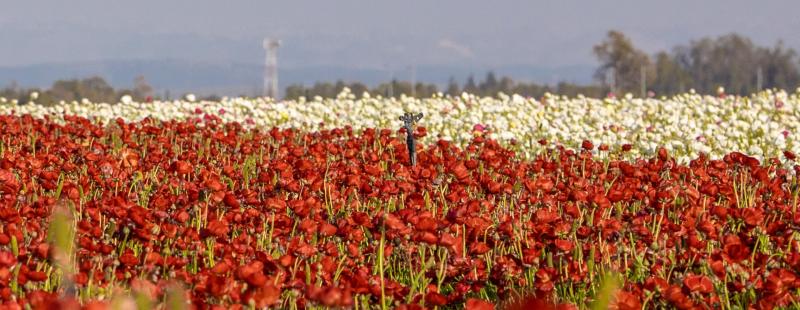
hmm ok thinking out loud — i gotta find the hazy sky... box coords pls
[1,0,798,69]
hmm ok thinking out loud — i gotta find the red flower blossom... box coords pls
[621,144,633,152]
[425,292,448,306]
[741,208,764,226]
[248,285,281,308]
[581,140,594,151]
[612,291,642,310]
[465,298,494,310]
[0,169,19,195]
[0,251,16,267]
[470,242,491,255]
[452,161,470,180]
[554,239,574,252]
[26,271,48,282]
[683,274,714,294]
[206,219,230,238]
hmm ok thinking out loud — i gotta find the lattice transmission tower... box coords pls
[263,39,281,98]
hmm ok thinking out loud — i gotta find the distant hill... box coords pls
[0,59,595,97]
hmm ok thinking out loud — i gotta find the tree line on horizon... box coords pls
[2,31,799,105]
[283,74,607,100]
[1,76,155,105]
[285,31,800,99]
[594,31,799,96]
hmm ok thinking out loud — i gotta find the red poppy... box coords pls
[248,285,281,308]
[683,274,713,294]
[612,291,642,310]
[764,269,797,295]
[581,140,594,151]
[0,169,19,195]
[424,292,448,306]
[741,208,764,226]
[206,219,230,238]
[465,298,494,310]
[470,242,491,255]
[438,233,458,248]
[416,232,438,245]
[119,250,139,266]
[26,271,48,282]
[319,222,338,237]
[722,235,750,263]
[554,239,574,252]
[452,162,470,180]
[0,251,16,267]
[211,260,232,275]
[621,144,633,152]
[535,209,559,224]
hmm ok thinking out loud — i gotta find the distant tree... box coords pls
[284,79,439,100]
[479,71,499,95]
[677,34,759,94]
[758,41,800,91]
[593,30,653,95]
[334,80,347,95]
[413,82,438,98]
[82,76,117,102]
[202,94,222,101]
[312,81,337,98]
[498,77,514,95]
[349,82,369,97]
[556,82,604,98]
[651,51,691,95]
[48,79,78,102]
[463,75,479,94]
[0,81,21,100]
[284,84,306,100]
[16,88,54,105]
[132,75,154,100]
[512,82,550,98]
[49,76,117,103]
[387,79,412,97]
[445,77,460,96]
[373,81,393,98]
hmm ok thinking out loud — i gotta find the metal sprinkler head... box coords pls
[399,112,423,166]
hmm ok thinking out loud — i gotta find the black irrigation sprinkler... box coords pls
[399,112,423,166]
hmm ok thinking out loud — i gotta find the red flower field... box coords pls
[0,114,799,309]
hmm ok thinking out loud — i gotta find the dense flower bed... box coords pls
[2,89,800,163]
[0,114,798,309]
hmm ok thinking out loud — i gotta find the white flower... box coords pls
[120,95,133,105]
[185,94,197,102]
[30,92,39,100]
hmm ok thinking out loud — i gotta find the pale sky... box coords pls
[1,0,798,69]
